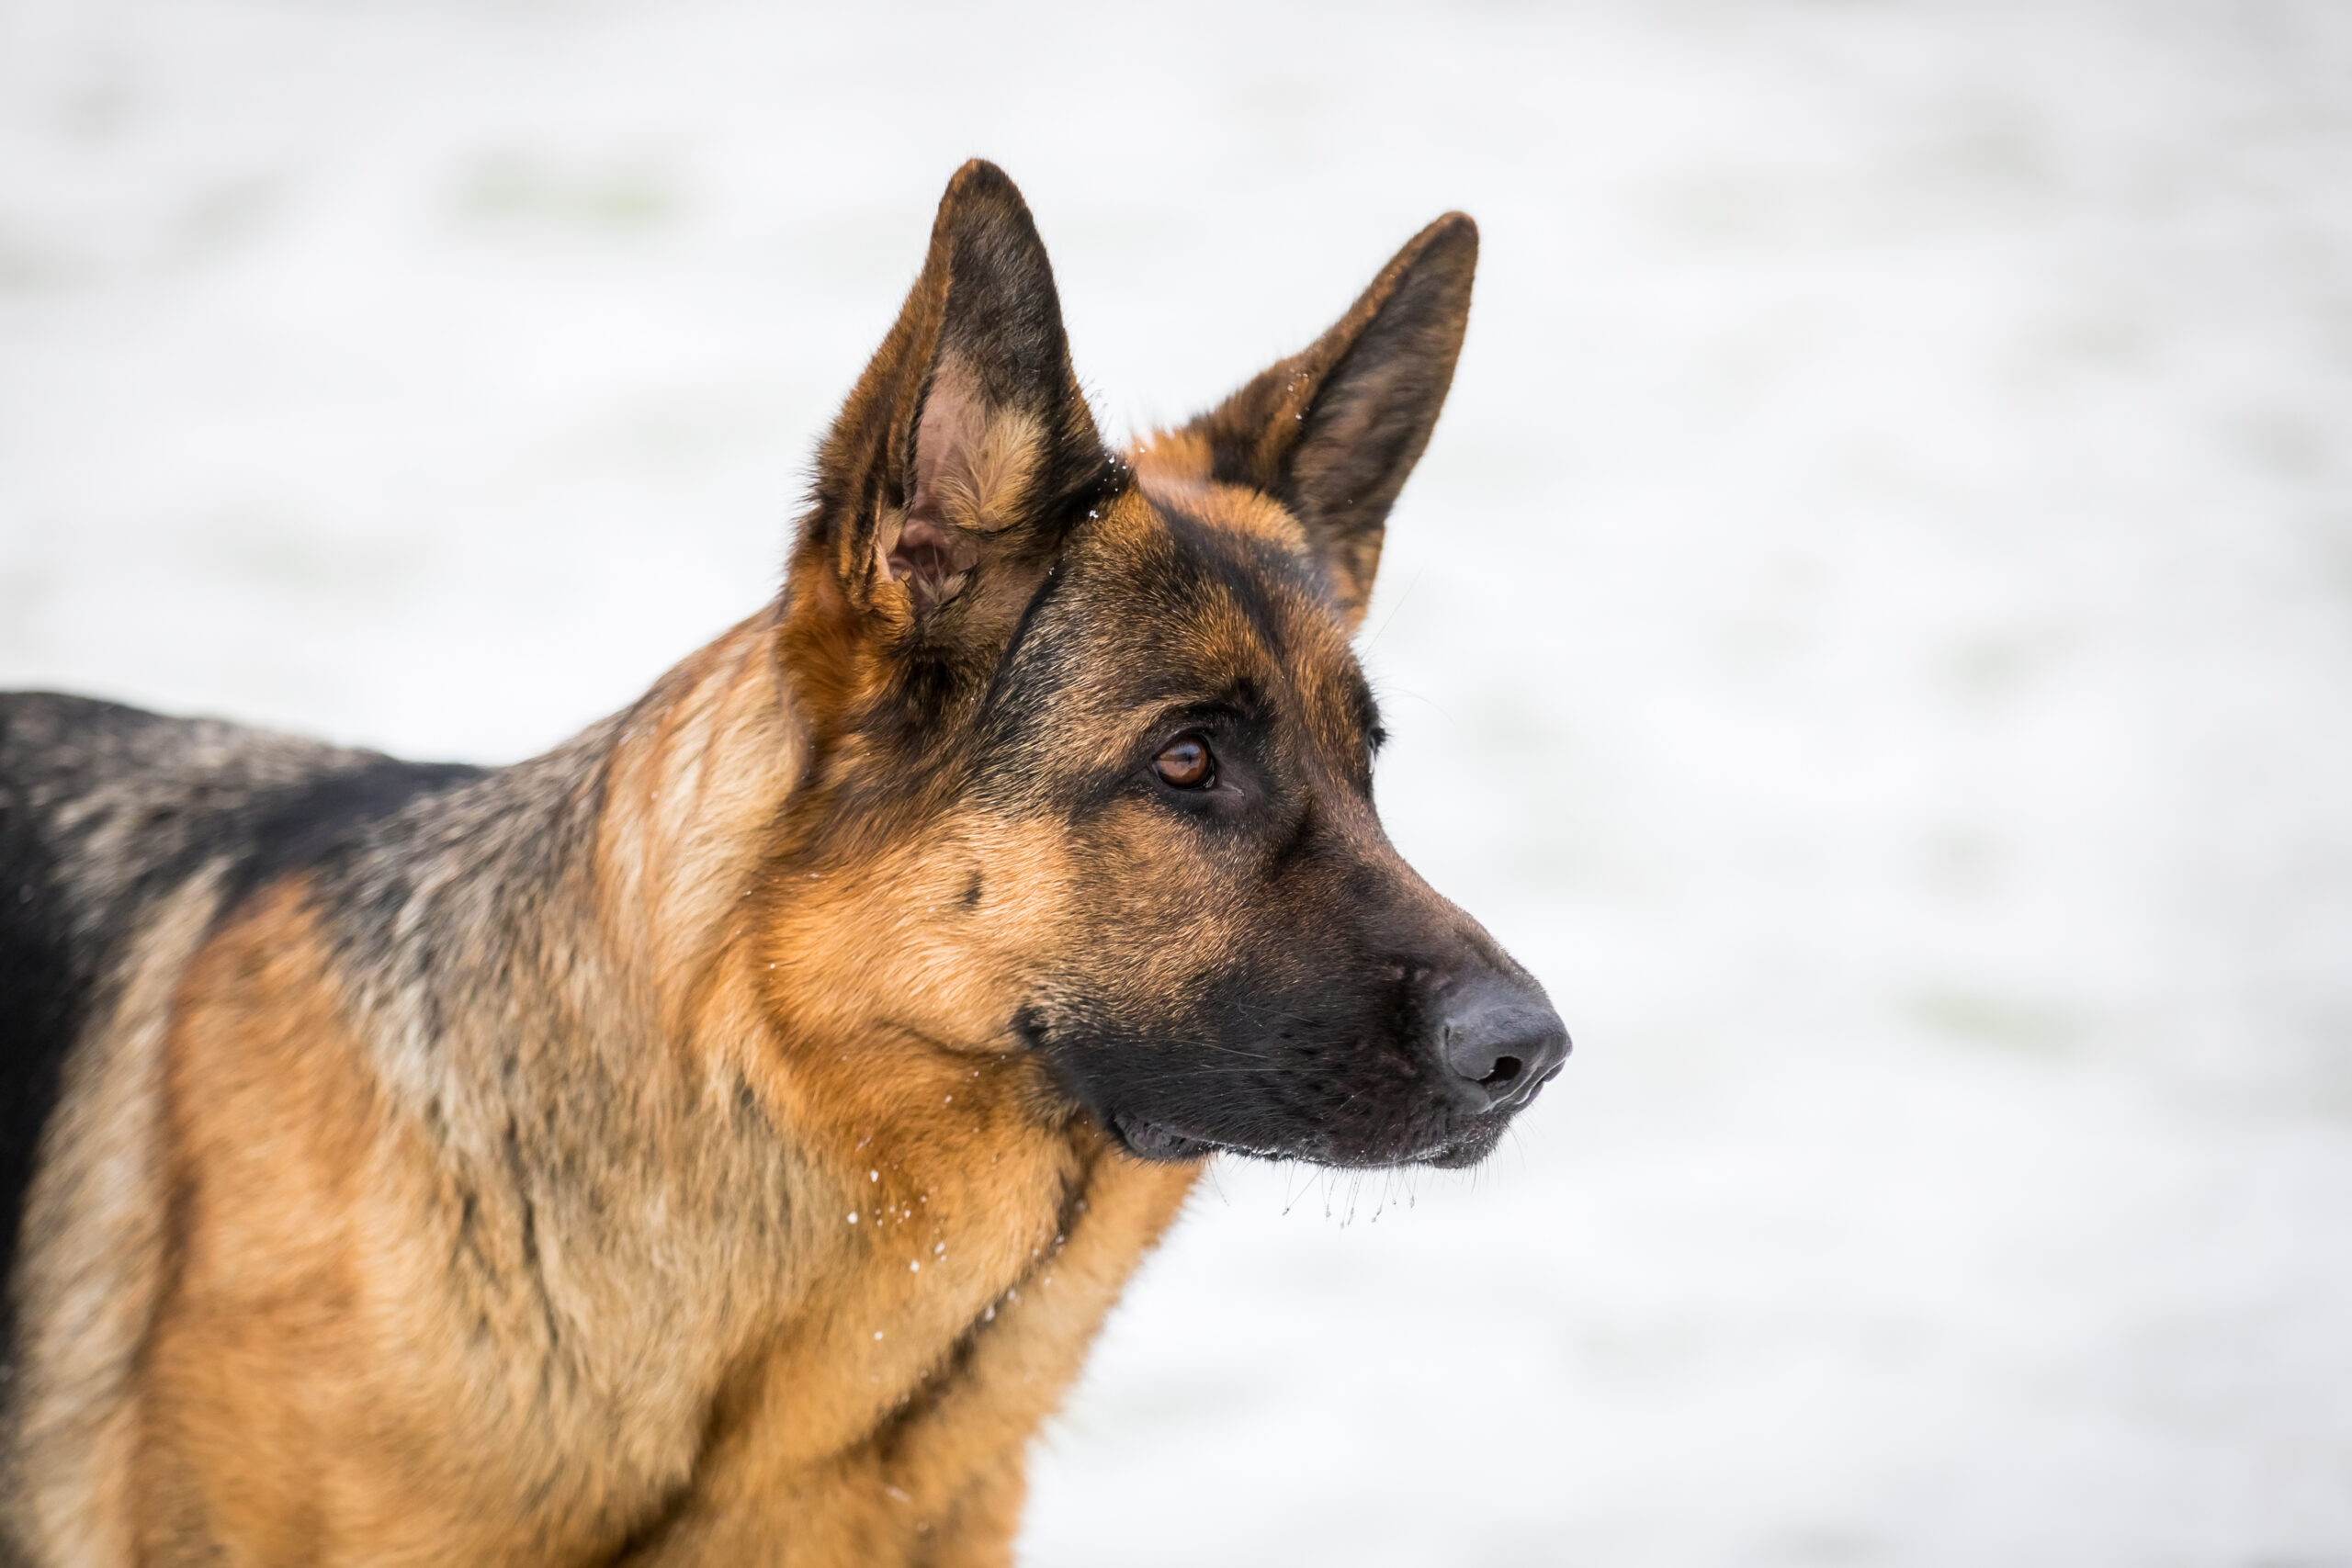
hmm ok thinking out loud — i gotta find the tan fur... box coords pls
[915,362,1047,539]
[7,877,220,1563]
[1128,452,1313,554]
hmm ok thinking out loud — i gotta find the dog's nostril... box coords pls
[1434,979,1569,1109]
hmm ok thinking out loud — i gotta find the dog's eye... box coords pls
[1152,734,1215,790]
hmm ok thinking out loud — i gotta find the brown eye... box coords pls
[1152,734,1215,790]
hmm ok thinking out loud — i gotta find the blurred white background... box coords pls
[5,1,2350,1562]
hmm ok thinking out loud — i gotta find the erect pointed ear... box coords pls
[1178,213,1476,629]
[800,161,1114,657]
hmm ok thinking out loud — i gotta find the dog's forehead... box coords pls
[989,485,1371,759]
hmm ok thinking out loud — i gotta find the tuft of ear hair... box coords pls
[802,161,1114,644]
[1180,213,1478,629]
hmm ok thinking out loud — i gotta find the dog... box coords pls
[0,161,1568,1565]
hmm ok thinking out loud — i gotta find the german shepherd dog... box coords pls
[0,162,1566,1564]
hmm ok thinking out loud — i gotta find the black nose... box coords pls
[1435,976,1570,1111]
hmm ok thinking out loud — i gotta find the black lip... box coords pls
[1108,1112,1222,1162]
[1106,1108,1509,1170]
[1419,1131,1500,1168]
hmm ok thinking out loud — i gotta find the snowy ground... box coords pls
[5,2,2350,1562]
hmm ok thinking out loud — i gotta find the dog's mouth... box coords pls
[1035,1015,1538,1171]
[1105,1109,1502,1169]
[1106,1112,1231,1163]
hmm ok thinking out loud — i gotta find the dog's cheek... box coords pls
[1056,808,1253,1016]
[748,826,1020,1050]
[949,818,1093,1021]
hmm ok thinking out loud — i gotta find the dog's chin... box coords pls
[1104,1110,1510,1171]
[1415,1123,1509,1168]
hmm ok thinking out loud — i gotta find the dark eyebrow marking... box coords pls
[1152,680,1271,730]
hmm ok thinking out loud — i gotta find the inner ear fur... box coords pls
[799,160,1114,648]
[1178,213,1477,628]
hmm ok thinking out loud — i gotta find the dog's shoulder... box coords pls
[0,692,485,1353]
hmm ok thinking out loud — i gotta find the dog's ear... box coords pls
[1179,213,1476,629]
[797,161,1112,669]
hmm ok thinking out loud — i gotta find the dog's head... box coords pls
[762,162,1566,1168]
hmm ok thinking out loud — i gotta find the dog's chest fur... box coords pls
[150,898,1169,1559]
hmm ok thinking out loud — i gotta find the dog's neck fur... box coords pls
[268,604,1191,1554]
